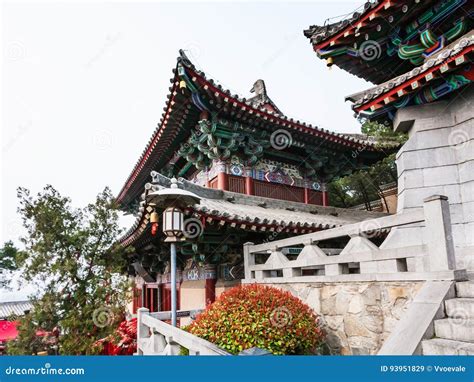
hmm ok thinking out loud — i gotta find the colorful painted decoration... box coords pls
[230,164,243,176]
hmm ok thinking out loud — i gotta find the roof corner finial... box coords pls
[250,79,267,96]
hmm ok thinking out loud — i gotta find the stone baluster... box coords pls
[243,242,255,280]
[423,195,456,271]
[137,307,149,355]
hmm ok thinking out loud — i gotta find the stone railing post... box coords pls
[423,195,456,271]
[137,307,149,355]
[243,242,255,280]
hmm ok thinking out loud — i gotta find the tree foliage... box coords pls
[7,185,131,355]
[328,121,406,210]
[0,241,21,289]
[361,120,408,147]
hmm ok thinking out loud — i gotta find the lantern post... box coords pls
[146,178,201,327]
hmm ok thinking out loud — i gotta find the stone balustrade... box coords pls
[137,308,230,355]
[244,195,466,283]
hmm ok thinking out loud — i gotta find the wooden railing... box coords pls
[244,195,463,283]
[228,175,245,194]
[137,308,230,355]
[254,180,305,203]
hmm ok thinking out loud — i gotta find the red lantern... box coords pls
[151,222,158,236]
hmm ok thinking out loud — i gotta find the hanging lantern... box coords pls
[150,211,159,223]
[162,206,184,242]
[179,79,187,93]
[151,222,158,236]
[326,57,334,68]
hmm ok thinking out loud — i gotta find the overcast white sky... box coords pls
[1,0,370,299]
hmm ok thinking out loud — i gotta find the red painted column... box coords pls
[217,172,228,191]
[304,188,310,204]
[205,278,216,306]
[205,179,211,188]
[322,183,329,206]
[245,175,254,195]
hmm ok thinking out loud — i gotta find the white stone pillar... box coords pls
[423,195,456,271]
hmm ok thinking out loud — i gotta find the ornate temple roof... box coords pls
[120,173,387,248]
[348,32,474,120]
[116,50,391,208]
[304,0,471,84]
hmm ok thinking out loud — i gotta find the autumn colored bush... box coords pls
[187,284,324,355]
[94,318,137,355]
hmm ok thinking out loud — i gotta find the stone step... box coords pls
[422,338,474,355]
[445,298,474,318]
[456,281,474,298]
[434,318,474,342]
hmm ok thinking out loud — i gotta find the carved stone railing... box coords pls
[244,195,466,283]
[136,308,230,355]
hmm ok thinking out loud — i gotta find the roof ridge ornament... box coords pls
[248,79,283,115]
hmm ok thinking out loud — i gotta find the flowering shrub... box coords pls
[187,284,324,355]
[94,318,137,355]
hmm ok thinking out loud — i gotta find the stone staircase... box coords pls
[422,281,474,355]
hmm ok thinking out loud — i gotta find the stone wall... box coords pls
[268,281,423,355]
[383,85,474,270]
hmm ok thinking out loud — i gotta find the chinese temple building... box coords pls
[305,0,474,270]
[117,51,395,317]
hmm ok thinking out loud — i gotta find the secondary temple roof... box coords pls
[119,174,386,248]
[305,0,473,122]
[304,0,471,84]
[116,51,393,209]
[349,32,474,120]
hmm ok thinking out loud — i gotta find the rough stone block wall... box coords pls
[269,281,423,355]
[383,85,474,270]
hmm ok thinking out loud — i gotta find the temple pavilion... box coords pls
[117,51,395,316]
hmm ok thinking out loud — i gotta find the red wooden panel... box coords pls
[254,180,305,203]
[228,175,245,194]
[309,190,323,205]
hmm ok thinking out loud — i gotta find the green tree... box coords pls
[0,241,21,288]
[7,185,131,355]
[361,120,408,147]
[329,120,405,210]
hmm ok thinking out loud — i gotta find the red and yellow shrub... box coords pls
[187,284,324,355]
